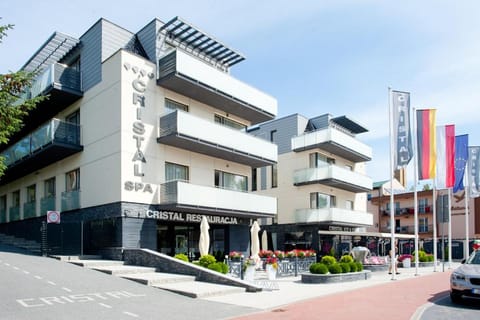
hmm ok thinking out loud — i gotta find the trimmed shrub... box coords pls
[339,262,351,273]
[321,255,337,266]
[426,254,434,262]
[355,261,363,271]
[339,255,354,264]
[349,261,358,272]
[328,263,343,274]
[174,253,189,262]
[199,254,216,268]
[309,263,329,274]
[207,262,229,274]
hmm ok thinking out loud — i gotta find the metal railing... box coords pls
[227,257,316,279]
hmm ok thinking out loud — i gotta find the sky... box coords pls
[1,0,480,185]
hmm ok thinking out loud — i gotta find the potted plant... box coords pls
[228,251,242,260]
[243,257,256,282]
[398,254,413,268]
[265,256,278,280]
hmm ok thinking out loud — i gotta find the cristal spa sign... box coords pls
[123,62,154,193]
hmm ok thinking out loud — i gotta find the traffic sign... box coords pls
[46,211,61,224]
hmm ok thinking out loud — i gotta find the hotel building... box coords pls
[0,17,278,258]
[248,113,373,256]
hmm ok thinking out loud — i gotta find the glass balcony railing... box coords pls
[61,190,80,211]
[23,202,36,219]
[295,208,373,226]
[9,206,20,221]
[40,196,56,215]
[1,119,82,167]
[0,209,6,223]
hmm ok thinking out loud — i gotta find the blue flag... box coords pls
[453,134,468,193]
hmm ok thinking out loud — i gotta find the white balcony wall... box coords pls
[293,166,372,190]
[166,181,277,215]
[167,110,277,162]
[291,127,372,159]
[295,208,373,226]
[175,50,277,117]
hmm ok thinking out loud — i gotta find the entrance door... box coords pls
[174,226,200,260]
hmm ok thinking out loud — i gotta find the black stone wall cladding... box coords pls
[301,270,371,284]
[123,248,262,292]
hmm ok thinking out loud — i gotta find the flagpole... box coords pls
[448,187,452,268]
[465,162,470,260]
[412,107,419,275]
[433,181,438,271]
[388,87,396,280]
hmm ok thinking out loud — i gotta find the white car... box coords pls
[450,250,480,303]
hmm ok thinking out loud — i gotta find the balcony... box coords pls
[380,225,433,234]
[291,126,372,162]
[158,110,277,167]
[40,196,56,215]
[382,206,430,216]
[293,166,372,192]
[157,50,277,124]
[23,202,36,219]
[62,190,80,212]
[0,209,6,223]
[0,119,83,185]
[15,63,83,135]
[295,208,373,227]
[9,206,20,222]
[160,180,277,218]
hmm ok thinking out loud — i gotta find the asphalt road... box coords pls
[0,244,258,320]
[419,294,480,319]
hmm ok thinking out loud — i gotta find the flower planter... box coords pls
[301,270,372,284]
[244,265,255,282]
[266,264,277,280]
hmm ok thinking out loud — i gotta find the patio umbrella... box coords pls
[199,215,210,256]
[250,221,260,260]
[261,230,268,250]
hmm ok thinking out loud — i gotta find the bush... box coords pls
[207,262,229,274]
[349,261,358,272]
[174,253,189,262]
[426,254,434,262]
[321,255,337,266]
[199,254,216,268]
[339,255,354,264]
[309,263,329,274]
[328,263,343,274]
[355,261,363,271]
[339,262,351,273]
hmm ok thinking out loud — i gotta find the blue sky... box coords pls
[1,1,480,185]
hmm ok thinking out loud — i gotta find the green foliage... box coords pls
[339,255,354,264]
[309,263,328,274]
[426,254,434,262]
[339,262,351,273]
[328,263,343,274]
[328,247,336,257]
[174,253,189,262]
[349,261,358,272]
[0,23,46,177]
[320,255,337,266]
[207,262,229,274]
[198,254,216,268]
[355,261,363,271]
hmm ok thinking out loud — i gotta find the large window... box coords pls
[66,169,80,192]
[215,170,248,192]
[419,217,429,233]
[271,164,278,188]
[12,190,20,207]
[419,198,428,213]
[251,168,257,191]
[310,192,336,209]
[309,152,335,168]
[165,162,189,182]
[44,177,56,198]
[214,114,246,130]
[26,184,36,203]
[165,98,188,112]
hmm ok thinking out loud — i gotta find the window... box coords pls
[251,168,257,191]
[26,185,36,203]
[165,98,188,112]
[44,177,56,198]
[66,169,80,192]
[419,198,428,213]
[270,130,277,142]
[310,192,336,209]
[165,162,189,182]
[12,190,20,207]
[386,201,400,214]
[215,170,248,192]
[66,110,80,125]
[309,152,335,168]
[346,200,354,210]
[419,218,428,232]
[271,164,278,188]
[0,195,6,212]
[214,114,246,130]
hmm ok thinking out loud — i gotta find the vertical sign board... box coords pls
[47,211,61,224]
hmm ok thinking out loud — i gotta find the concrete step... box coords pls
[121,272,196,286]
[52,255,103,261]
[153,281,245,298]
[92,265,158,276]
[69,259,125,268]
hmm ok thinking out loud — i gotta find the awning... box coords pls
[318,230,415,239]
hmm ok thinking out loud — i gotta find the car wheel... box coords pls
[450,290,462,304]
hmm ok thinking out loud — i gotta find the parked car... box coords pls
[450,249,480,303]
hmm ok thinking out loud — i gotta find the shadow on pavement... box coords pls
[430,292,480,310]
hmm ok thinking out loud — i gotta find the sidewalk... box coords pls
[204,263,457,320]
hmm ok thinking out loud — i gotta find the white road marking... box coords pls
[5,263,10,266]
[123,311,139,318]
[34,275,43,280]
[47,281,56,286]
[98,303,112,309]
[23,270,30,274]
[62,287,72,293]
[13,266,19,270]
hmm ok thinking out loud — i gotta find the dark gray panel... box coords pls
[80,21,102,91]
[101,20,134,62]
[122,217,157,250]
[136,19,161,62]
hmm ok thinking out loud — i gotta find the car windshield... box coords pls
[465,250,480,264]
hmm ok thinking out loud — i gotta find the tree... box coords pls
[0,23,46,177]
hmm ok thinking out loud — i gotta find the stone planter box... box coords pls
[363,264,388,272]
[301,270,372,284]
